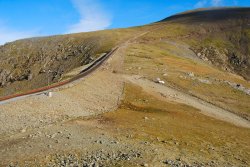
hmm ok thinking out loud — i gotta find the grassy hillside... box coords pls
[0,7,249,98]
[0,7,250,166]
[162,7,250,80]
[122,8,250,119]
[0,28,142,96]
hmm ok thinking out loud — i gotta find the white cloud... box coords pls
[0,21,40,45]
[211,0,223,6]
[194,0,224,8]
[67,0,112,33]
[195,0,208,8]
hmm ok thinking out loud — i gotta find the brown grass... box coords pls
[101,83,250,165]
[123,41,250,118]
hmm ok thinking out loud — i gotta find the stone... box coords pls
[111,141,119,144]
[198,78,211,84]
[155,78,165,84]
[176,158,181,161]
[28,73,33,80]
[51,133,57,138]
[47,92,53,97]
[159,80,165,84]
[187,72,195,77]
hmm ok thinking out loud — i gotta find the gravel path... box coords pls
[0,55,124,136]
[0,28,249,166]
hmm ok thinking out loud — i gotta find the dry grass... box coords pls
[122,40,250,119]
[101,83,250,165]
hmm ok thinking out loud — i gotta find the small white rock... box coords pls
[48,92,53,97]
[21,129,26,133]
[159,80,165,84]
[187,72,195,77]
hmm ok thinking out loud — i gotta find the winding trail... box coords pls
[116,25,250,129]
[1,25,249,129]
[0,26,162,105]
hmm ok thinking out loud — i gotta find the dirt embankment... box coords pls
[0,28,140,97]
[0,36,101,96]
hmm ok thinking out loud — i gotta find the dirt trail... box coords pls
[119,26,250,129]
[0,26,250,166]
[0,29,153,136]
[0,29,165,166]
[124,75,250,129]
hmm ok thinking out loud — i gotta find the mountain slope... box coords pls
[0,8,249,96]
[0,7,250,167]
[162,7,250,80]
[0,28,142,96]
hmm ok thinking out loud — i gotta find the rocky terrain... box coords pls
[163,7,250,80]
[0,7,250,167]
[0,36,98,94]
[0,28,139,96]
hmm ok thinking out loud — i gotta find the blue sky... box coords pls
[0,0,249,44]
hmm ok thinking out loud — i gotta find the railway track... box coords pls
[0,47,118,103]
